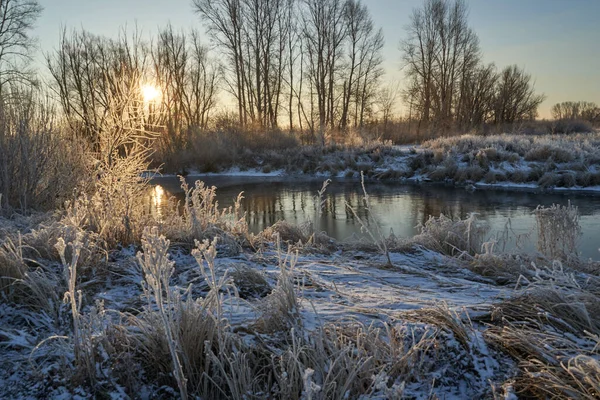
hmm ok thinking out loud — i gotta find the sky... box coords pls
[35,0,600,119]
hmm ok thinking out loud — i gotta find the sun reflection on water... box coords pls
[152,185,165,221]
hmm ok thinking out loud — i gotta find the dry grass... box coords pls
[401,303,472,351]
[485,261,600,399]
[419,132,600,186]
[535,202,581,261]
[254,239,300,334]
[345,172,393,266]
[229,264,272,299]
[158,178,248,251]
[3,162,600,399]
[411,213,490,257]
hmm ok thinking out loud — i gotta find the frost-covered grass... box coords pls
[418,132,600,189]
[0,182,599,399]
[173,131,600,194]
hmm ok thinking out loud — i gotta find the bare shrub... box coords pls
[454,165,485,183]
[535,202,581,260]
[538,172,559,188]
[524,144,575,163]
[0,88,86,212]
[408,150,434,170]
[508,170,528,183]
[164,125,301,173]
[484,171,506,184]
[551,118,594,134]
[559,171,577,188]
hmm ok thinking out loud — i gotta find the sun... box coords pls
[141,84,160,103]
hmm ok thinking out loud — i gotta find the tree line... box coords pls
[0,0,598,149]
[400,0,549,133]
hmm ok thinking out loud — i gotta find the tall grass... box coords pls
[137,227,188,399]
[486,262,600,398]
[535,202,581,261]
[424,132,600,166]
[412,213,490,257]
[158,177,248,249]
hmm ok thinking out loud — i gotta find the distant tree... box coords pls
[193,0,293,128]
[400,0,480,132]
[455,63,496,127]
[551,101,599,122]
[193,0,247,125]
[152,25,220,130]
[47,28,151,147]
[493,65,545,124]
[0,0,42,92]
[376,80,400,127]
[339,0,384,130]
[301,0,347,141]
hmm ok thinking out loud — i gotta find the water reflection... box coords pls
[151,176,600,260]
[151,185,165,221]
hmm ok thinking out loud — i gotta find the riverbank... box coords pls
[158,131,600,196]
[1,181,598,398]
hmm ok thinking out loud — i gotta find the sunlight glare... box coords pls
[142,84,160,103]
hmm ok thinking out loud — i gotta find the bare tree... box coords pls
[400,0,438,130]
[193,0,248,125]
[401,0,480,132]
[0,0,42,92]
[376,80,400,127]
[302,0,347,142]
[47,28,152,146]
[352,24,384,128]
[152,25,220,130]
[187,30,221,129]
[241,0,290,127]
[194,0,292,128]
[493,64,545,124]
[455,63,496,127]
[340,0,384,130]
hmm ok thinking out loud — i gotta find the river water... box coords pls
[151,175,600,260]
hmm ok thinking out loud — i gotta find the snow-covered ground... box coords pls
[1,223,598,398]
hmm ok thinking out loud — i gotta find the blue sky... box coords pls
[35,0,600,118]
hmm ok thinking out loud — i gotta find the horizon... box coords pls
[34,0,600,119]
